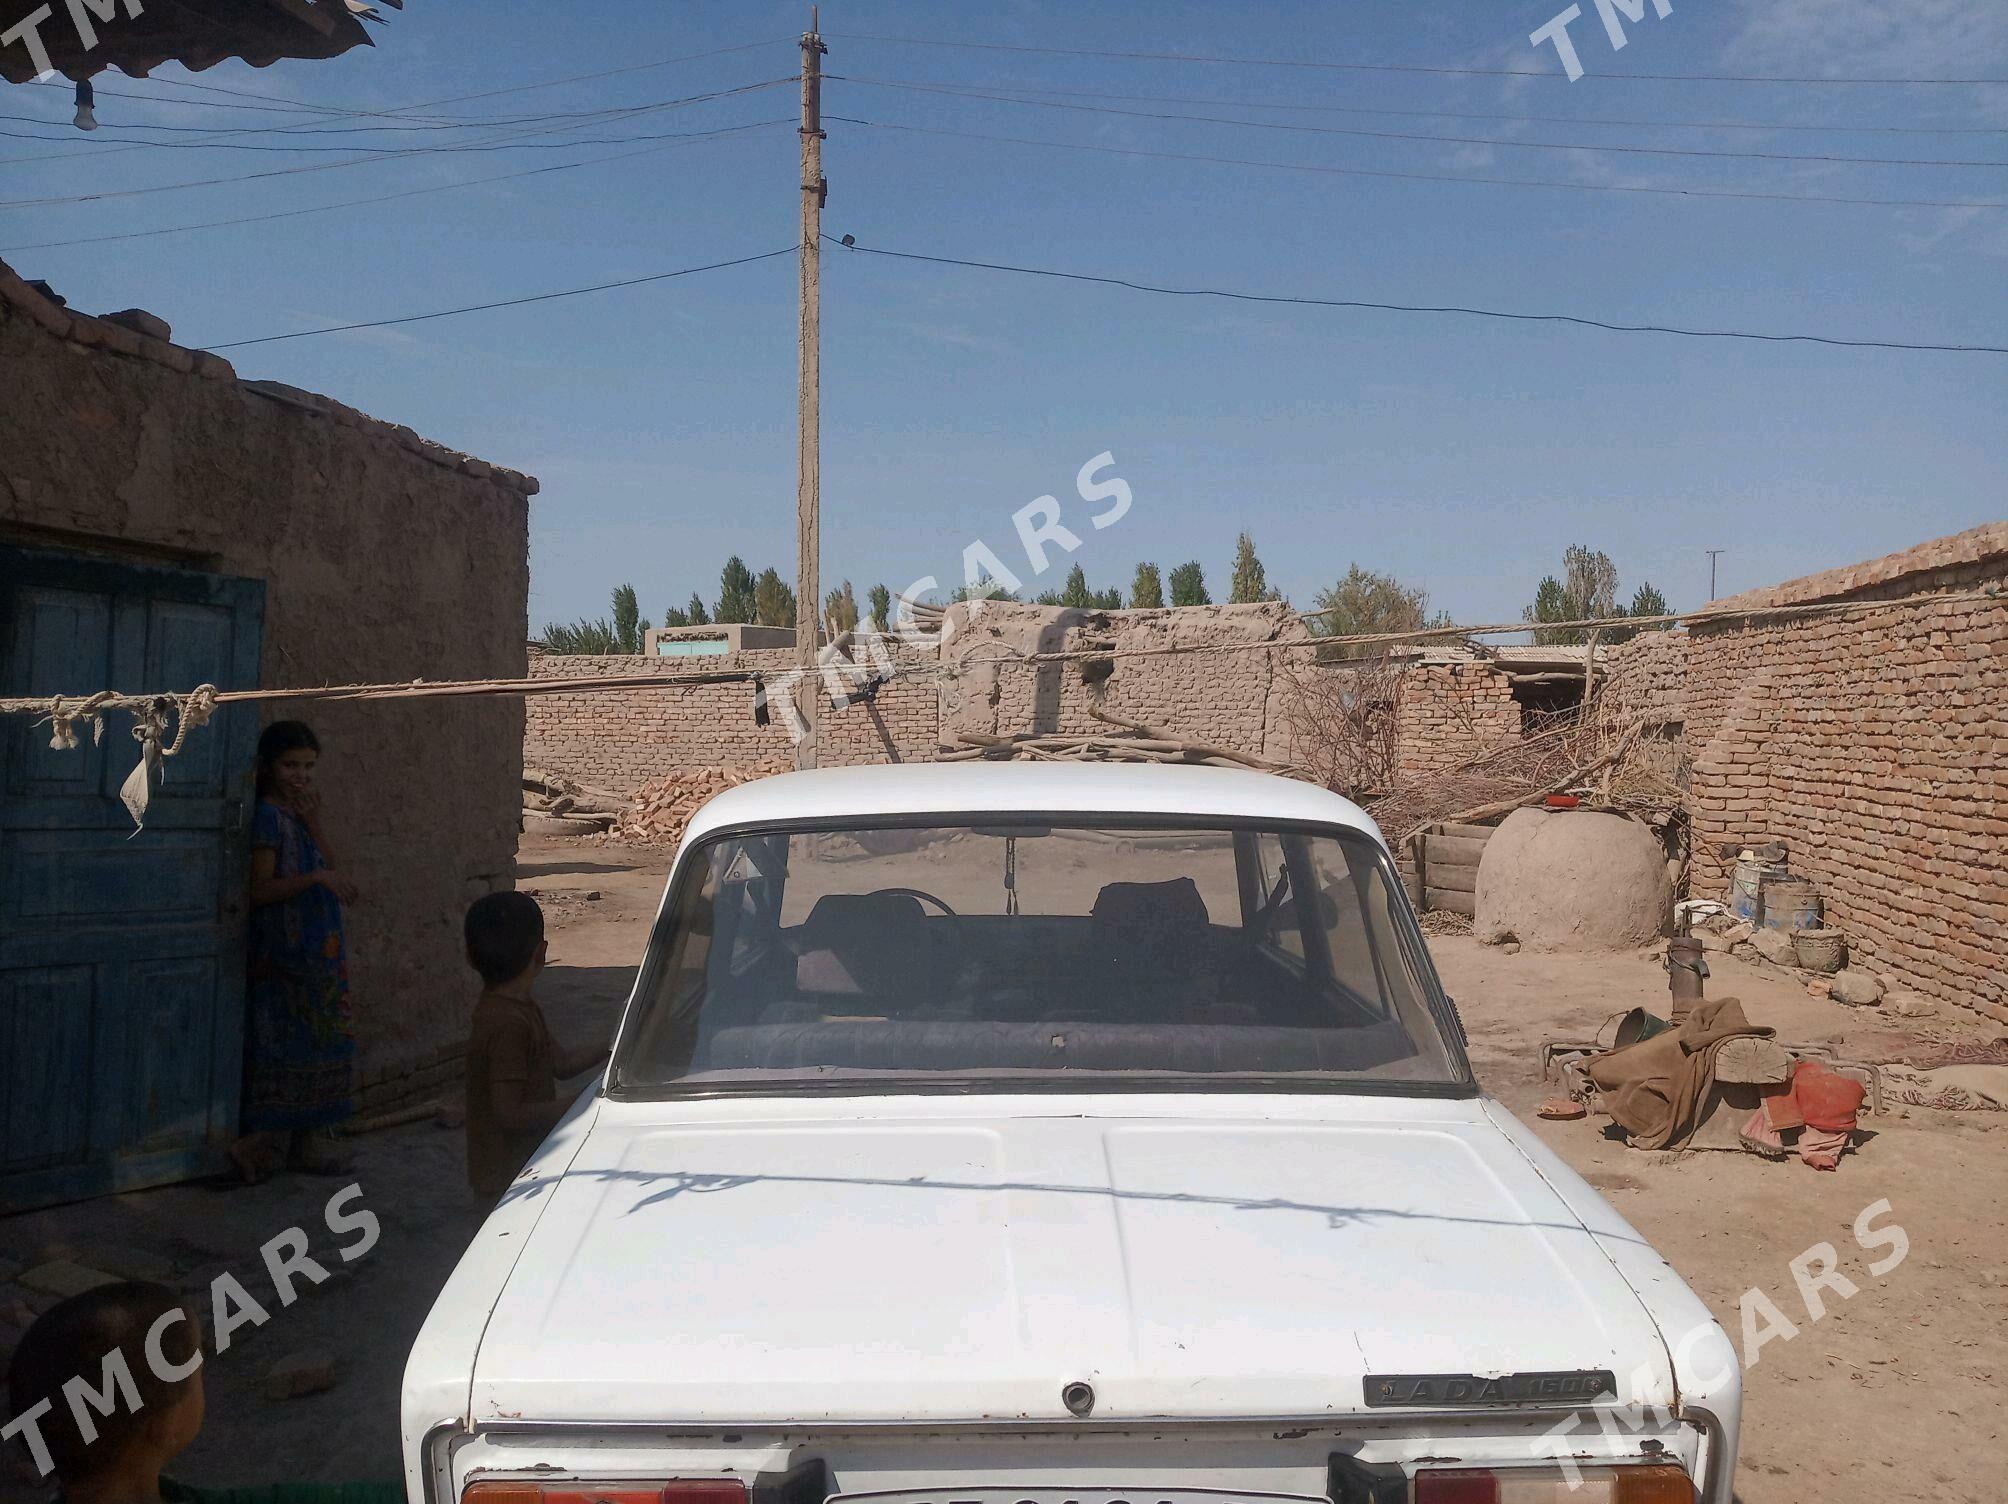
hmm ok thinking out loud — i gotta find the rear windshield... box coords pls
[609,819,1469,1096]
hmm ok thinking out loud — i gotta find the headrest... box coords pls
[801,891,927,939]
[1090,876,1210,934]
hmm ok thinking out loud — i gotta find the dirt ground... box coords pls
[2,832,2001,1504]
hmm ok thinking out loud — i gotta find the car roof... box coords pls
[681,762,1386,849]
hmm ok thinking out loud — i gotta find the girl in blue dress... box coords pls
[230,721,360,1183]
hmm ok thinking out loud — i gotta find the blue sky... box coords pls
[4,0,2004,631]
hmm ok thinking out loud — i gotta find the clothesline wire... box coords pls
[2,586,1997,730]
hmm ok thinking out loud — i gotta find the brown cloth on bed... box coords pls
[1587,996,1774,1150]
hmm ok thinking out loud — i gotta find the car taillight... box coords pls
[464,1481,751,1504]
[1413,1465,1693,1503]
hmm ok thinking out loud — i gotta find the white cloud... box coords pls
[1720,0,2008,80]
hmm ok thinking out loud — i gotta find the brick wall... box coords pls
[523,643,942,787]
[1394,664,1522,780]
[1603,629,1689,725]
[1686,525,2007,1023]
[525,603,1317,790]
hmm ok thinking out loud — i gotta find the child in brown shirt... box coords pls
[462,892,606,1202]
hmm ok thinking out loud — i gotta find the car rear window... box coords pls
[608,818,1470,1096]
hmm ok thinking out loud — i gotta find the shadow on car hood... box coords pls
[469,1095,1672,1425]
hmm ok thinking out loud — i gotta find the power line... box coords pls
[350,37,794,114]
[828,114,2008,213]
[0,101,723,166]
[204,247,794,349]
[19,37,792,121]
[0,122,789,254]
[827,31,2008,86]
[5,36,793,179]
[1,114,800,157]
[824,236,2008,356]
[22,77,381,116]
[830,76,2008,169]
[0,79,796,209]
[0,100,689,138]
[824,76,2008,137]
[0,106,626,138]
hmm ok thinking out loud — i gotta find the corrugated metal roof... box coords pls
[0,0,389,86]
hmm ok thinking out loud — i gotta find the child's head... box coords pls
[5,1281,204,1485]
[465,890,547,987]
[255,719,321,801]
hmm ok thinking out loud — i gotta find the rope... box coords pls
[163,684,219,757]
[37,689,117,750]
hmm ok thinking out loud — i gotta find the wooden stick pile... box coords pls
[522,767,624,834]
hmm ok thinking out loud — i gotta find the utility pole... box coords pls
[1706,549,1725,601]
[794,10,826,768]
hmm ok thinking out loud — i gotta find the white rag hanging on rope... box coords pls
[67,686,222,832]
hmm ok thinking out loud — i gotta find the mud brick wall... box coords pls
[817,644,944,765]
[1393,663,1522,780]
[937,600,1310,763]
[1604,629,1689,725]
[524,643,943,788]
[1686,524,2007,1023]
[529,603,1314,787]
[0,267,532,1081]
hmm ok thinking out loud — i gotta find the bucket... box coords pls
[1761,877,1823,934]
[1613,1007,1673,1049]
[1731,859,1786,923]
[1793,928,1846,973]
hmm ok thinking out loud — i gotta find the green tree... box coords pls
[660,604,690,629]
[1524,545,1621,645]
[611,583,649,654]
[1059,563,1094,609]
[1129,562,1164,609]
[1309,564,1449,658]
[1526,576,1570,645]
[754,567,797,628]
[1228,532,1278,604]
[545,584,651,655]
[539,617,619,655]
[1093,586,1124,610]
[716,557,758,624]
[1629,581,1672,626]
[824,579,860,634]
[1168,560,1210,607]
[867,582,892,630]
[685,592,711,626]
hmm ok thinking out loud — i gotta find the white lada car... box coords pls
[405,764,1739,1504]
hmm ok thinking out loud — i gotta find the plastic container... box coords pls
[1731,859,1787,923]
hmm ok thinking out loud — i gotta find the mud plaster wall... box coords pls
[1686,528,2007,1023]
[937,600,1309,762]
[0,293,530,1086]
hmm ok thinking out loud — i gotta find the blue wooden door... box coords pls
[0,546,264,1211]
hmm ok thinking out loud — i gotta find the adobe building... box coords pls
[0,260,533,1208]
